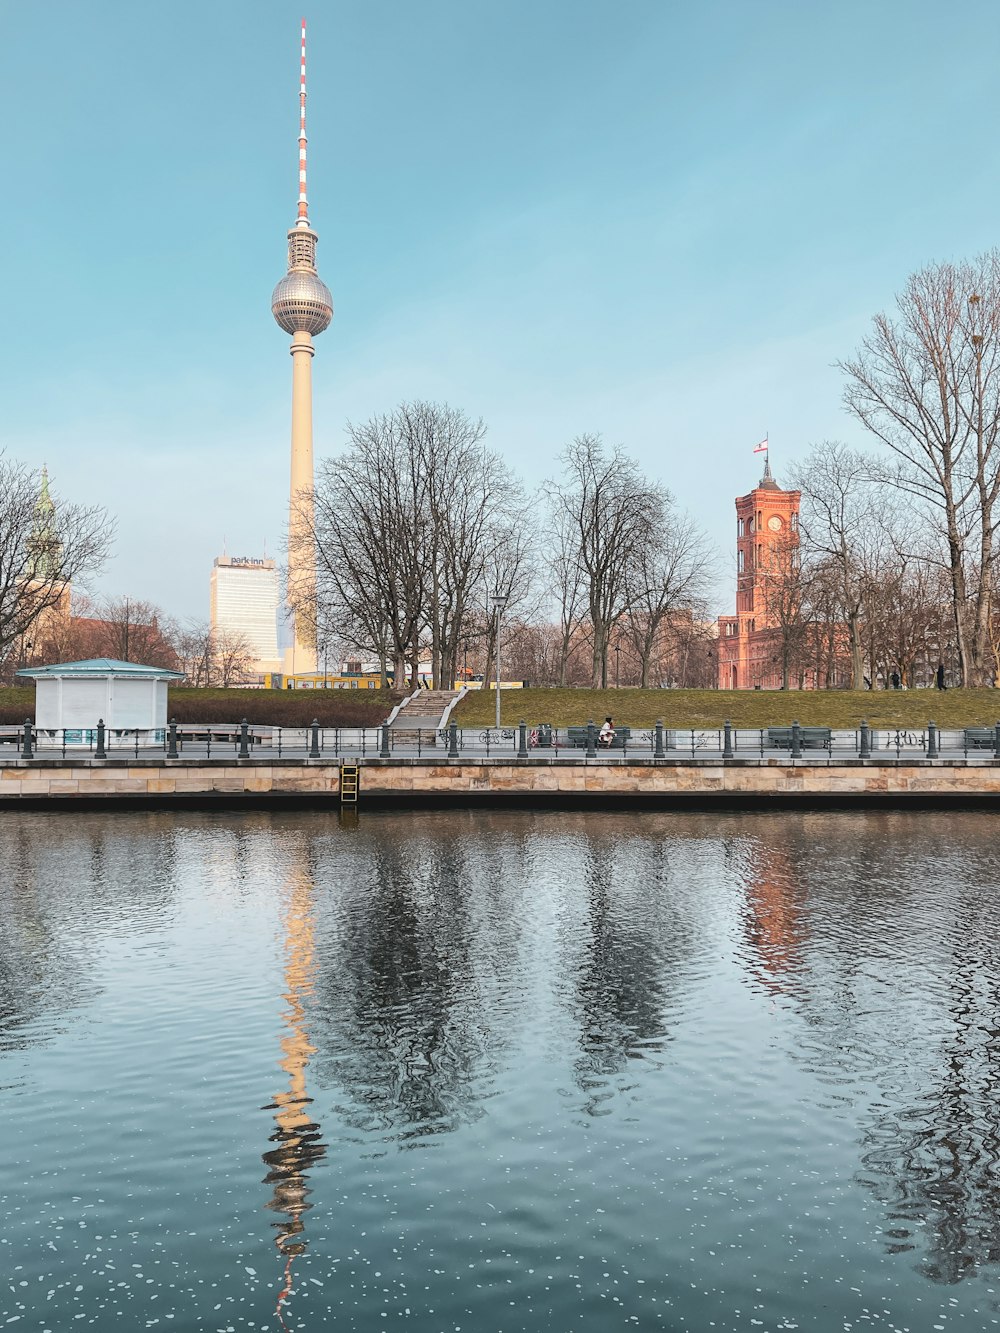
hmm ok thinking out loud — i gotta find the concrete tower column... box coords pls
[287,331,317,674]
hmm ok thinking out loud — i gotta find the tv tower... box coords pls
[271,18,332,676]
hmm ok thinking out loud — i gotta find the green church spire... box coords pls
[27,466,60,579]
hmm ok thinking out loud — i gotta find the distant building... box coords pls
[717,459,802,690]
[210,556,281,674]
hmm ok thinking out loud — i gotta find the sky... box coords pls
[2,0,1000,623]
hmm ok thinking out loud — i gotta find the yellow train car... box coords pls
[280,672,386,690]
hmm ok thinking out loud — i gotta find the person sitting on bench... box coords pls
[599,717,616,748]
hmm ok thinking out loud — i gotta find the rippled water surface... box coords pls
[3,809,1000,1331]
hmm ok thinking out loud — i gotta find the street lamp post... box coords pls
[490,590,508,730]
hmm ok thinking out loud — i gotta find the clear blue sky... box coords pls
[2,0,999,620]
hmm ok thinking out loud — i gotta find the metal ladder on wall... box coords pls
[340,762,359,804]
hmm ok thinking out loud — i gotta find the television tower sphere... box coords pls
[271,267,333,336]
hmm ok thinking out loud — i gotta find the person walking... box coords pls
[599,717,616,748]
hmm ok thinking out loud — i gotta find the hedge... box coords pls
[0,686,401,728]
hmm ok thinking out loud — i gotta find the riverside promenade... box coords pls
[3,725,1000,805]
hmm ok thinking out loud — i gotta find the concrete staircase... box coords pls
[388,689,463,745]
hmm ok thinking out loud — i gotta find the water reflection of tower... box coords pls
[271,18,332,676]
[262,863,325,1326]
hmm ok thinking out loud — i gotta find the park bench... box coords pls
[765,726,832,751]
[565,725,634,750]
[963,727,998,750]
[175,725,261,747]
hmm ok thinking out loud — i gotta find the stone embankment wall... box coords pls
[2,757,1000,804]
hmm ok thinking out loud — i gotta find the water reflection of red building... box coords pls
[740,844,806,993]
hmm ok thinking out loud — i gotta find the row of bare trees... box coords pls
[298,409,718,689]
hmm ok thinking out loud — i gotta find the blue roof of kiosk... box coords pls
[16,658,185,680]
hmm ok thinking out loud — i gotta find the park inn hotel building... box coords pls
[209,556,282,676]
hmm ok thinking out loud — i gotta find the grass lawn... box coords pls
[453,687,1000,730]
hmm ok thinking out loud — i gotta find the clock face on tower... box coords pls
[767,515,783,532]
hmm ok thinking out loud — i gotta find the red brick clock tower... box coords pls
[717,458,801,690]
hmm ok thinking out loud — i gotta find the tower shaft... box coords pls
[286,332,317,674]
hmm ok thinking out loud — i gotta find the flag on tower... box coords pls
[753,436,769,454]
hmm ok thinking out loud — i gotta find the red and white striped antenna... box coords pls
[296,17,310,228]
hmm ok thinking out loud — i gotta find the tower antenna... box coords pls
[296,18,310,228]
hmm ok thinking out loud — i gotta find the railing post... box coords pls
[790,719,802,759]
[21,718,33,760]
[448,722,459,758]
[586,718,597,758]
[167,718,178,759]
[654,719,665,759]
[380,723,390,758]
[309,718,320,759]
[859,719,871,759]
[723,719,734,759]
[994,721,1000,760]
[95,718,107,760]
[518,719,528,758]
[927,720,938,759]
[238,717,250,759]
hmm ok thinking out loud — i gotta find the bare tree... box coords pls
[547,505,587,686]
[479,520,538,690]
[841,254,1000,685]
[788,443,888,688]
[91,596,178,668]
[397,402,527,689]
[552,435,664,687]
[308,410,428,687]
[624,506,717,687]
[175,620,215,686]
[0,458,113,675]
[214,627,255,687]
[755,532,813,690]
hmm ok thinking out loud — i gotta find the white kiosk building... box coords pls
[17,658,185,745]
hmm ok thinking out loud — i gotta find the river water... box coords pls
[2,808,1000,1332]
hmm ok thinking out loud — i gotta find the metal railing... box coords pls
[4,717,1000,762]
